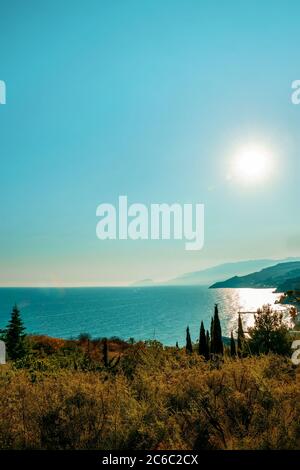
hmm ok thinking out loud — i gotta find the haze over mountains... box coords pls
[131,279,155,287]
[164,257,300,286]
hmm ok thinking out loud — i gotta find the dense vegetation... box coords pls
[0,304,299,450]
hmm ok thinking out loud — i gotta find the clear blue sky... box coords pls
[0,0,299,286]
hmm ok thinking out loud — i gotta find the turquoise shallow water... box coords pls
[0,286,286,346]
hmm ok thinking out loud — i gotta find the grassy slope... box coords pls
[0,337,299,450]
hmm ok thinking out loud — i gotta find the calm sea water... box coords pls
[0,286,288,346]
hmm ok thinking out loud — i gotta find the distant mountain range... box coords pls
[165,257,300,286]
[210,261,300,292]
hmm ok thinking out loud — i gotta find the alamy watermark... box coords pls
[291,80,300,104]
[96,196,204,251]
[0,80,6,104]
[291,340,300,365]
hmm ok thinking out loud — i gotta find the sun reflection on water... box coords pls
[221,288,292,336]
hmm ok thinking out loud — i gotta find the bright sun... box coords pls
[232,145,271,183]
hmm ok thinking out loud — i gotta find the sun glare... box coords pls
[232,145,271,183]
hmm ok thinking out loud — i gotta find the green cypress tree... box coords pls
[103,338,109,367]
[210,317,215,354]
[237,313,245,357]
[5,304,27,360]
[198,321,207,357]
[213,304,223,355]
[206,330,210,359]
[230,331,236,357]
[186,326,193,354]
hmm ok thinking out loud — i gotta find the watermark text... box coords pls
[291,80,300,104]
[0,80,6,104]
[96,196,204,251]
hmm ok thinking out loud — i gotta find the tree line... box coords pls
[185,303,292,358]
[0,302,293,362]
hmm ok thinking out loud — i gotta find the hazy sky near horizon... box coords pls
[0,0,300,286]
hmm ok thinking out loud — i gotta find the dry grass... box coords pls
[0,341,299,450]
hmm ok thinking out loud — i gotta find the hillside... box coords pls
[276,277,300,293]
[1,345,299,450]
[210,261,300,290]
[165,257,300,286]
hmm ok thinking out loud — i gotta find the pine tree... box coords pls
[248,305,290,355]
[213,304,223,355]
[198,321,207,357]
[237,313,245,357]
[230,331,236,357]
[186,326,193,353]
[5,305,27,360]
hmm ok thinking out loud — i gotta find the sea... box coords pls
[0,286,290,346]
